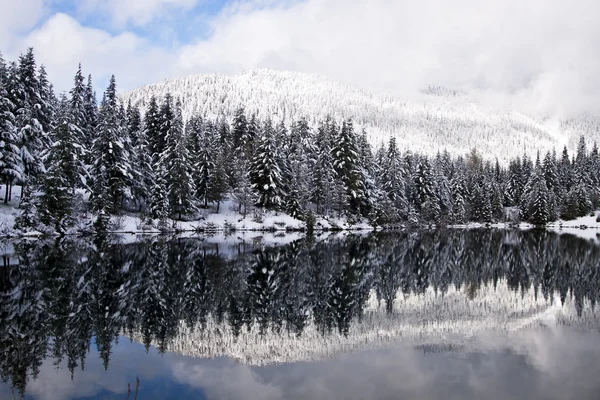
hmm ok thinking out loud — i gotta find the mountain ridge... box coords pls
[122,69,600,162]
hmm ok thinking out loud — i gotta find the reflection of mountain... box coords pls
[1,231,600,395]
[129,282,596,365]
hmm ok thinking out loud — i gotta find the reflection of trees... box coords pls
[1,230,600,395]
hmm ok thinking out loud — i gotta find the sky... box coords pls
[1,0,599,116]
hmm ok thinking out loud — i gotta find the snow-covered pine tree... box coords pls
[311,119,337,215]
[356,128,378,218]
[208,148,229,213]
[505,158,523,207]
[13,49,46,192]
[131,120,154,212]
[381,137,408,219]
[232,107,248,154]
[250,119,285,209]
[162,100,194,220]
[194,120,216,208]
[588,142,600,209]
[39,98,84,233]
[90,76,131,213]
[13,182,39,232]
[217,117,237,190]
[413,156,440,222]
[558,146,572,193]
[37,65,55,146]
[148,170,168,223]
[66,65,89,190]
[245,113,259,157]
[433,152,454,222]
[126,100,142,148]
[83,74,98,159]
[521,168,550,225]
[232,160,254,217]
[543,151,561,221]
[331,119,368,216]
[283,118,313,218]
[0,71,22,203]
[559,137,594,220]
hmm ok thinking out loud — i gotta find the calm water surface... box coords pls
[1,230,599,399]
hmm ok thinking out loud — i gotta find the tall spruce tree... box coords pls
[331,119,368,216]
[14,49,46,192]
[162,100,194,219]
[311,119,337,214]
[381,137,408,218]
[39,97,83,233]
[0,71,22,203]
[250,119,285,209]
[90,76,131,213]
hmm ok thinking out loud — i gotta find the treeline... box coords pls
[1,231,599,394]
[1,48,598,233]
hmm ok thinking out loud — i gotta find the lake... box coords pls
[1,230,599,399]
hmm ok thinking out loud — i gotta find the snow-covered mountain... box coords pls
[122,69,600,162]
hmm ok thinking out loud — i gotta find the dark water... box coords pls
[1,230,599,399]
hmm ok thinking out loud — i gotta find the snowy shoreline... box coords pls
[2,191,600,239]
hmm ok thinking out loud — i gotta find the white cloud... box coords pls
[16,13,175,93]
[176,0,600,116]
[0,0,48,50]
[1,0,599,116]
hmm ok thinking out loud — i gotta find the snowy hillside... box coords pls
[122,70,600,162]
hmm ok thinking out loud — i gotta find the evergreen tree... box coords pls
[208,150,229,213]
[413,156,439,222]
[37,65,55,145]
[126,100,142,148]
[13,49,46,190]
[543,151,561,220]
[39,112,81,233]
[195,121,216,208]
[83,74,98,158]
[232,160,254,217]
[311,119,337,214]
[0,73,22,203]
[250,119,285,209]
[162,101,194,220]
[90,76,131,213]
[521,168,550,225]
[559,146,572,192]
[232,107,248,153]
[331,119,368,216]
[380,137,407,219]
[131,125,154,212]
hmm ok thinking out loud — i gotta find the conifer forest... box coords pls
[1,49,599,235]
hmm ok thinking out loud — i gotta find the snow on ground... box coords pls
[547,211,600,242]
[1,185,599,238]
[0,191,374,237]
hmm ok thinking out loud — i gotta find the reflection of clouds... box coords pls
[171,358,282,400]
[167,328,600,400]
[23,340,167,400]
[7,328,600,400]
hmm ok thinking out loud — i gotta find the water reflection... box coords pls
[1,230,599,398]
